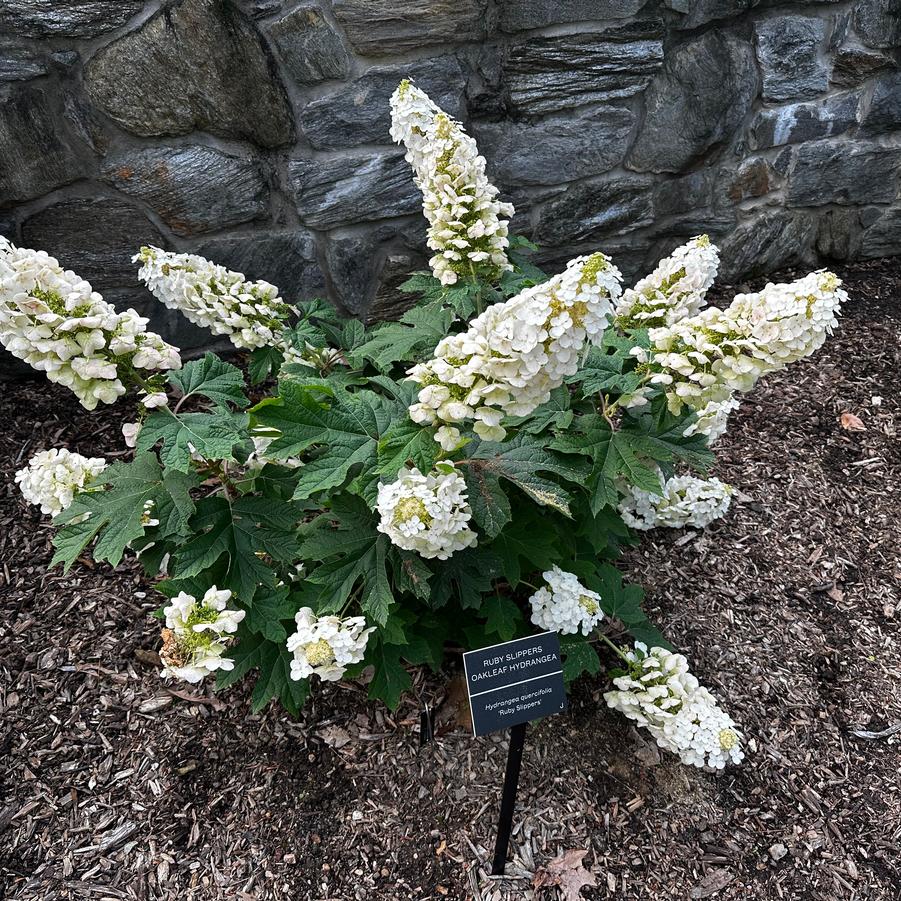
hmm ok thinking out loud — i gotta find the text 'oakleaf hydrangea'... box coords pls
[618,471,733,531]
[616,235,719,331]
[376,464,477,559]
[390,80,514,286]
[160,587,246,684]
[286,608,375,682]
[0,238,181,409]
[408,252,621,442]
[529,566,605,636]
[604,643,744,770]
[15,448,107,516]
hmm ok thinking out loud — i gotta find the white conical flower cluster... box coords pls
[633,270,845,419]
[618,471,733,531]
[135,246,295,352]
[15,448,107,516]
[0,238,181,409]
[160,587,246,684]
[529,566,605,636]
[681,395,741,444]
[616,235,719,330]
[286,607,375,682]
[390,80,514,286]
[376,464,477,559]
[408,253,621,442]
[604,642,744,770]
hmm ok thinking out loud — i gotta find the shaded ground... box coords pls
[1,257,899,901]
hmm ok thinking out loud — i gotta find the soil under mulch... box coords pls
[1,257,899,901]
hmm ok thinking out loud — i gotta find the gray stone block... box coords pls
[831,45,896,86]
[854,0,901,50]
[300,56,466,150]
[719,212,816,282]
[0,0,144,37]
[815,208,865,261]
[102,146,270,236]
[333,0,489,56]
[269,5,351,85]
[755,16,828,102]
[664,0,756,29]
[472,106,635,187]
[289,152,420,230]
[749,92,861,149]
[497,0,645,32]
[0,44,46,81]
[85,0,294,149]
[503,32,664,116]
[725,158,777,202]
[788,141,901,206]
[629,31,757,173]
[860,206,901,257]
[859,72,901,135]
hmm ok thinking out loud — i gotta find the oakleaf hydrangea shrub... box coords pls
[4,83,847,770]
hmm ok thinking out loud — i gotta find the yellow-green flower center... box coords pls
[305,639,335,667]
[719,729,738,750]
[579,595,599,616]
[31,286,91,318]
[394,496,432,526]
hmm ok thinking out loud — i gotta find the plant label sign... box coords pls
[463,632,567,737]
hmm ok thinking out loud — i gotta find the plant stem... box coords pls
[597,631,631,663]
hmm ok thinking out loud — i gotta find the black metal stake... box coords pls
[491,721,527,876]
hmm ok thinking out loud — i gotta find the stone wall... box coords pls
[1,0,900,357]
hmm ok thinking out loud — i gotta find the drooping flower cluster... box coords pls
[681,395,741,444]
[604,642,744,770]
[618,471,733,531]
[159,587,246,683]
[286,607,375,682]
[390,80,514,286]
[0,238,181,409]
[632,271,845,422]
[245,433,302,472]
[376,464,477,559]
[135,246,295,352]
[616,235,720,330]
[15,447,107,516]
[529,566,605,636]
[409,253,621,442]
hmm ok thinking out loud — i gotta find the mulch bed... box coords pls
[1,257,899,901]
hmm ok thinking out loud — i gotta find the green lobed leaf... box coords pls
[560,637,601,683]
[366,639,412,709]
[169,353,247,408]
[137,408,249,473]
[481,594,522,641]
[376,420,440,476]
[353,302,454,370]
[463,466,511,539]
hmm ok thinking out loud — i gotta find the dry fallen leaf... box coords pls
[317,724,352,749]
[840,412,866,431]
[533,849,597,901]
[690,868,735,898]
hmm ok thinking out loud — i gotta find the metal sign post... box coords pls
[491,721,528,875]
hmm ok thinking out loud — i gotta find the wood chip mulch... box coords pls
[1,258,899,901]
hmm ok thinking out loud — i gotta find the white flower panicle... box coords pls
[159,587,246,684]
[529,566,604,636]
[408,253,621,442]
[390,80,514,286]
[376,464,477,559]
[634,270,845,420]
[15,448,107,516]
[616,235,719,330]
[286,607,375,682]
[681,395,741,443]
[0,238,181,409]
[604,642,744,770]
[245,433,302,472]
[135,246,294,352]
[618,471,733,531]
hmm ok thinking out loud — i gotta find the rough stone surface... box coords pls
[300,57,466,150]
[0,86,85,205]
[854,0,901,49]
[719,212,817,281]
[665,0,756,29]
[332,0,488,56]
[858,72,901,135]
[629,31,757,173]
[472,107,634,187]
[498,0,645,31]
[503,32,664,115]
[289,153,420,229]
[85,0,294,148]
[727,158,777,202]
[269,5,351,85]
[0,0,144,37]
[102,146,269,236]
[788,141,901,206]
[749,91,861,148]
[20,197,165,288]
[0,44,46,80]
[755,16,829,102]
[831,45,896,86]
[816,207,868,260]
[860,206,901,257]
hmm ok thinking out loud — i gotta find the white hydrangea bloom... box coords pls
[682,395,740,443]
[122,421,141,448]
[604,642,744,770]
[408,252,620,441]
[135,246,295,352]
[529,566,604,636]
[390,80,514,286]
[245,433,302,471]
[160,586,246,684]
[376,464,477,559]
[0,238,181,409]
[616,235,719,330]
[286,607,375,682]
[15,448,107,516]
[618,470,733,531]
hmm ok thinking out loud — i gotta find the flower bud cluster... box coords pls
[618,471,733,531]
